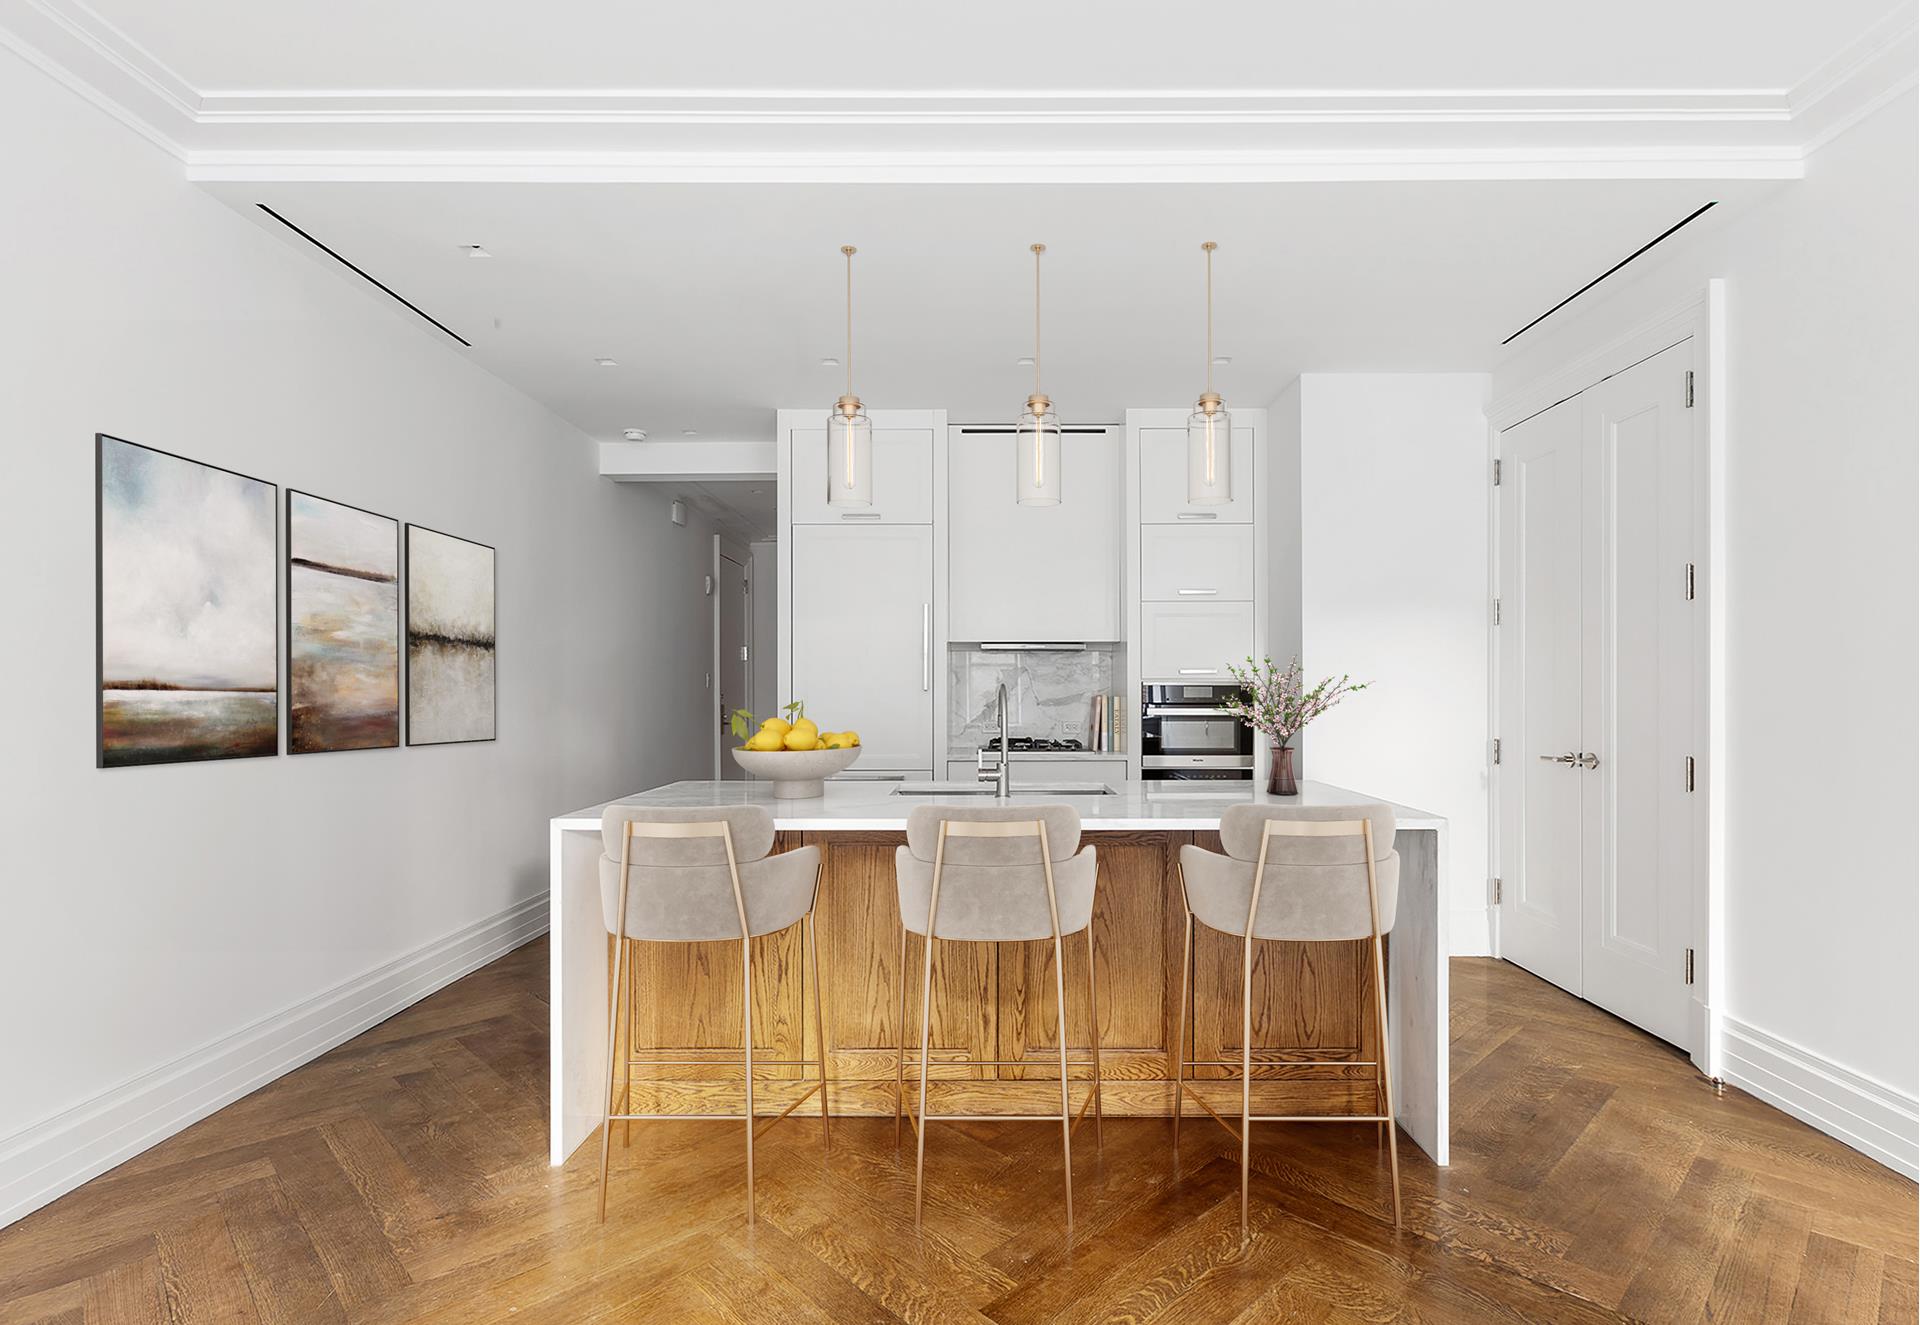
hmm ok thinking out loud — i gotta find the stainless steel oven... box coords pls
[1139,683,1253,779]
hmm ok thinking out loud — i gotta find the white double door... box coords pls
[1499,340,1701,1050]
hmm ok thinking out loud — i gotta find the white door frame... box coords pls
[1487,280,1726,1079]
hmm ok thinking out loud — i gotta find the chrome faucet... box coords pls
[977,682,1013,798]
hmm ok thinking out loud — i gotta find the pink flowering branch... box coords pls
[1217,655,1368,748]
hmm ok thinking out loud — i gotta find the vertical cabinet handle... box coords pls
[922,603,931,691]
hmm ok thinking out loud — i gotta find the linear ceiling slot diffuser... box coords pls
[1501,201,1719,346]
[254,204,472,347]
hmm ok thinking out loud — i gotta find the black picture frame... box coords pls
[96,433,280,768]
[403,522,497,747]
[286,488,402,755]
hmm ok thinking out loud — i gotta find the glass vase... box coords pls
[1267,744,1298,797]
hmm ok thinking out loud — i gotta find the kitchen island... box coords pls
[548,779,1449,1166]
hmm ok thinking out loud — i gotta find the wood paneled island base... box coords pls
[550,781,1449,1166]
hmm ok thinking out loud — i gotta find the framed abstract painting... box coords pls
[287,490,400,753]
[96,435,279,767]
[405,524,496,745]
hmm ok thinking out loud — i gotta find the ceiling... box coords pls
[213,177,1773,442]
[43,1,1900,95]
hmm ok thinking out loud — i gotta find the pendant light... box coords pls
[1015,242,1062,506]
[827,244,873,506]
[1187,241,1232,504]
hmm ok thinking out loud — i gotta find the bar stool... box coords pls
[893,804,1103,1231]
[596,804,828,1224]
[1173,803,1402,1237]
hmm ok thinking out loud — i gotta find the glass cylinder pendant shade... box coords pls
[1016,393,1061,506]
[1187,393,1232,504]
[827,395,873,506]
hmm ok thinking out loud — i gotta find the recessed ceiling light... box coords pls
[594,357,618,367]
[1016,356,1035,367]
[681,429,699,437]
[819,357,840,368]
[1212,355,1233,366]
[462,245,492,259]
[622,428,647,441]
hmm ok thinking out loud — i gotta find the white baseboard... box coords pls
[0,893,550,1229]
[1450,905,1495,957]
[1720,1016,1919,1180]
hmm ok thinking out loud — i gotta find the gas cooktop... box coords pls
[981,737,1085,752]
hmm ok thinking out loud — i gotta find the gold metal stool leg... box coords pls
[1085,927,1103,1149]
[895,924,909,1148]
[808,910,831,1150]
[1171,908,1193,1154]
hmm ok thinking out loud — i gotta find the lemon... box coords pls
[842,730,861,747]
[783,728,820,751]
[744,730,785,752]
[758,717,792,739]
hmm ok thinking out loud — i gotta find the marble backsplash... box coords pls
[948,648,1120,750]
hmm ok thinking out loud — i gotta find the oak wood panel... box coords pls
[615,829,1393,1117]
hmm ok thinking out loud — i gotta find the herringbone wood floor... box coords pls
[2,940,1912,1323]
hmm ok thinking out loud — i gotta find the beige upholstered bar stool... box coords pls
[1174,802,1402,1237]
[596,804,827,1225]
[893,804,1104,1231]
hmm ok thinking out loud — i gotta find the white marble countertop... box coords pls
[553,778,1444,833]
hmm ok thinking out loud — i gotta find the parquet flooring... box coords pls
[2,940,1912,1323]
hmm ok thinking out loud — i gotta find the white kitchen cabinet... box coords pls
[1139,600,1255,681]
[1138,426,1254,524]
[947,427,1121,642]
[790,524,934,770]
[1140,524,1254,601]
[944,758,1128,785]
[791,426,935,525]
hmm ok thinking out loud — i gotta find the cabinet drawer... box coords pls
[1138,427,1253,524]
[791,426,934,524]
[1140,601,1254,681]
[1140,524,1254,601]
[944,758,1128,785]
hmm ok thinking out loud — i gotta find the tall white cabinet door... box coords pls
[790,426,934,525]
[790,524,933,771]
[1580,342,1695,1048]
[1498,395,1585,997]
[1138,427,1255,524]
[948,428,1121,642]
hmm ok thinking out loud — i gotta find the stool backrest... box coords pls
[897,803,1094,941]
[1183,802,1398,941]
[599,804,817,942]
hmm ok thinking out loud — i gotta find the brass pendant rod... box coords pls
[1031,243,1045,397]
[1203,241,1217,396]
[841,245,856,399]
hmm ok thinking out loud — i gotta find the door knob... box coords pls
[1577,752,1599,770]
[1538,752,1579,765]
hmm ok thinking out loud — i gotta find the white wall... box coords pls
[1291,375,1494,953]
[1495,93,1919,1143]
[1265,378,1304,694]
[0,56,719,1223]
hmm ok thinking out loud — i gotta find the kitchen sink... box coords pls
[891,781,1116,797]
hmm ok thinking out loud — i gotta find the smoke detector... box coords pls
[622,428,647,441]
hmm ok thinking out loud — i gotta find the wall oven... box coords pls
[1139,683,1253,779]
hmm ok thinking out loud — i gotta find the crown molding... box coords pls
[3,0,1912,181]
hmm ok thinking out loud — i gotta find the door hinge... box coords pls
[1685,370,1695,408]
[1685,562,1696,601]
[1685,947,1695,984]
[1491,738,1502,766]
[703,574,714,596]
[1492,878,1503,904]
[738,645,749,662]
[1492,458,1502,486]
[1493,597,1502,626]
[1685,755,1696,792]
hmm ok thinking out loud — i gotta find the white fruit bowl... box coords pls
[730,746,861,799]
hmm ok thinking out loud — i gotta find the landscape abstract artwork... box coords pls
[96,435,278,767]
[288,491,399,753]
[405,524,495,745]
